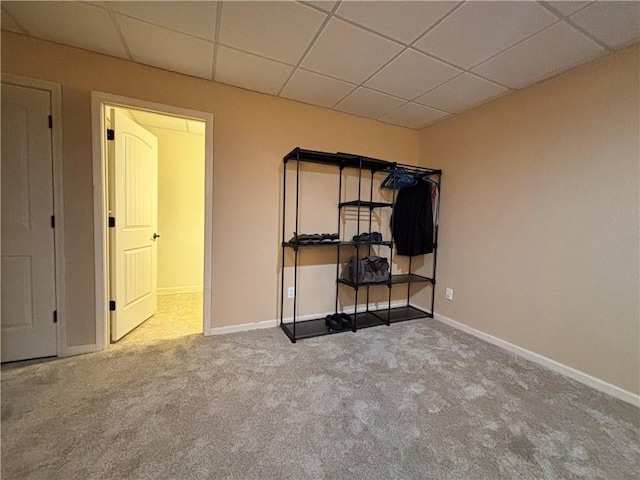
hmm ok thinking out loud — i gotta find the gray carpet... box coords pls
[2,319,638,479]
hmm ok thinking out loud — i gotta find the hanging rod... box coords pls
[388,162,442,175]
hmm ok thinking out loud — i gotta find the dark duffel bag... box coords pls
[343,256,390,284]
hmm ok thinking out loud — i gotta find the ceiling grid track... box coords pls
[328,0,497,118]
[1,6,29,36]
[211,1,223,80]
[109,11,210,44]
[343,1,498,120]
[276,1,342,97]
[327,2,466,113]
[538,1,614,52]
[103,3,133,61]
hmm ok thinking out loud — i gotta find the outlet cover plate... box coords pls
[445,288,453,301]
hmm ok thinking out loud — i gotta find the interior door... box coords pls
[1,83,57,362]
[109,109,158,341]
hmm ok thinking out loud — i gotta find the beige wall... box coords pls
[145,126,205,294]
[0,32,418,346]
[419,44,640,394]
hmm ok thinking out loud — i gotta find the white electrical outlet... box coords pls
[287,287,295,299]
[445,288,453,301]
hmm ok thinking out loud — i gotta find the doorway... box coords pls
[92,93,214,350]
[108,106,205,344]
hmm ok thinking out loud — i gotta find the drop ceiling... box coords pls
[2,1,638,129]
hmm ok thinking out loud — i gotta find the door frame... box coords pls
[1,73,67,357]
[91,92,214,350]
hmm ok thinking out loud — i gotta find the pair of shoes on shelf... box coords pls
[352,231,383,243]
[325,312,353,331]
[288,233,319,244]
[319,233,340,243]
[289,232,340,245]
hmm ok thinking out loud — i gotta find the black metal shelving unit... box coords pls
[279,147,441,342]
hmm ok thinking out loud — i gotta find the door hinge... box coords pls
[53,310,58,323]
[108,216,115,228]
[51,215,55,228]
[109,301,116,311]
[48,115,53,129]
[107,129,115,141]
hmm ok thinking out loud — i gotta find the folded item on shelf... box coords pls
[352,231,383,243]
[342,255,390,284]
[288,233,318,244]
[288,232,340,244]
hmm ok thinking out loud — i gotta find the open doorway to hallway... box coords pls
[106,106,205,346]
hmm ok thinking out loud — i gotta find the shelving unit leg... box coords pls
[407,256,413,306]
[430,225,438,317]
[353,159,363,332]
[280,154,288,317]
[387,185,397,325]
[335,167,343,315]
[291,150,302,340]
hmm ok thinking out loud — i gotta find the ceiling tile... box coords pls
[302,1,337,12]
[380,103,448,129]
[472,22,604,88]
[543,1,592,16]
[334,87,405,119]
[1,8,24,33]
[117,14,214,79]
[365,49,461,100]
[414,1,557,69]
[280,69,356,108]
[570,1,640,48]
[109,1,217,41]
[130,110,189,132]
[215,46,293,96]
[335,1,458,44]
[3,1,128,58]
[219,1,326,65]
[301,18,403,84]
[415,73,508,113]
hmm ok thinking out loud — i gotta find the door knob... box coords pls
[153,233,160,240]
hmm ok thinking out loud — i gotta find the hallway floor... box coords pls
[116,292,202,346]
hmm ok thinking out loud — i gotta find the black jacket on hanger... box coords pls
[392,180,434,256]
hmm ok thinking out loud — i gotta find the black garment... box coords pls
[391,180,433,256]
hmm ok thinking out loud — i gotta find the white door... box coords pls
[109,109,158,341]
[1,83,57,362]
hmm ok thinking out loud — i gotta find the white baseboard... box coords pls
[62,343,98,357]
[157,286,203,295]
[431,311,640,407]
[210,319,278,335]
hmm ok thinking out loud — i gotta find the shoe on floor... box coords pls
[339,312,353,328]
[325,314,344,331]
